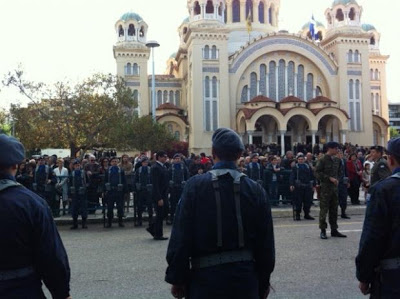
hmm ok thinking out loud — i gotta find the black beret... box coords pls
[212,128,245,154]
[387,137,400,158]
[73,159,81,165]
[0,134,25,166]
[173,153,181,159]
[326,142,339,149]
[250,153,259,159]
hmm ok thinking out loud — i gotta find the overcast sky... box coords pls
[0,0,399,109]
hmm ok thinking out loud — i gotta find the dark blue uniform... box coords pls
[289,163,315,217]
[0,174,70,298]
[33,165,58,216]
[69,169,88,223]
[168,162,189,223]
[338,158,349,215]
[246,162,263,184]
[104,166,126,225]
[166,162,275,298]
[356,167,400,297]
[133,165,153,224]
[150,161,169,238]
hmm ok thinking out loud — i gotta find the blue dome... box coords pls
[362,24,376,31]
[169,52,177,59]
[332,0,358,6]
[182,17,190,24]
[302,20,325,30]
[120,12,143,22]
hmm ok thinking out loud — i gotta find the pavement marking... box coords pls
[275,222,363,228]
[328,229,362,233]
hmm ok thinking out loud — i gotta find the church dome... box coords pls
[332,0,358,6]
[362,23,376,31]
[182,17,190,24]
[120,12,143,22]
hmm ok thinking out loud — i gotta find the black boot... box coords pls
[118,217,125,228]
[304,214,315,220]
[341,210,351,219]
[331,229,347,238]
[295,213,301,221]
[70,219,78,230]
[82,219,88,229]
[105,218,112,228]
[320,229,327,239]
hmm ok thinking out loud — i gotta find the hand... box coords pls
[329,177,338,186]
[158,199,164,207]
[290,186,295,192]
[87,171,92,176]
[47,179,52,184]
[171,285,185,298]
[198,169,203,174]
[359,282,370,295]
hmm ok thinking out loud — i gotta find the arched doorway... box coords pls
[252,115,280,146]
[318,115,342,143]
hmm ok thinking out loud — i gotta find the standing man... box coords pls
[133,157,152,227]
[315,142,347,239]
[0,134,71,298]
[290,154,315,221]
[369,145,391,187]
[104,157,126,228]
[69,159,88,230]
[356,137,400,297]
[166,128,275,299]
[168,154,189,225]
[85,155,101,214]
[246,153,263,185]
[148,151,169,240]
[337,150,351,219]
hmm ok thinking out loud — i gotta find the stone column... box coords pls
[311,130,317,149]
[201,4,205,19]
[248,130,254,145]
[214,4,218,18]
[340,130,347,144]
[227,1,232,23]
[280,131,286,156]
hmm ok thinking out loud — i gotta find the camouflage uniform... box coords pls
[370,157,391,187]
[315,154,343,230]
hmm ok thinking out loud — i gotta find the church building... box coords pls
[113,0,389,154]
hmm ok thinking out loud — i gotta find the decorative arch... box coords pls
[246,107,285,132]
[336,9,344,22]
[194,1,201,15]
[128,24,135,36]
[236,111,247,134]
[157,114,188,139]
[315,108,349,131]
[282,108,317,132]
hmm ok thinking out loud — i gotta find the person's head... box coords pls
[141,157,149,167]
[238,158,245,167]
[271,157,278,165]
[173,154,182,164]
[306,152,313,161]
[122,154,129,163]
[364,163,371,172]
[101,158,109,168]
[251,153,259,163]
[349,153,357,161]
[337,150,344,159]
[73,160,81,170]
[200,153,206,158]
[0,134,25,177]
[194,155,201,164]
[57,158,64,168]
[286,151,293,159]
[156,151,168,163]
[211,128,244,162]
[43,155,49,164]
[386,138,400,171]
[297,155,305,164]
[38,157,45,165]
[370,146,384,161]
[89,156,96,164]
[325,142,339,156]
[110,157,119,166]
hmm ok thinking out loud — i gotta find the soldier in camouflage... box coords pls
[315,142,347,240]
[369,145,391,187]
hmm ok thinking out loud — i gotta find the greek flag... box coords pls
[309,15,316,40]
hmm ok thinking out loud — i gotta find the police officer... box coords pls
[84,155,101,214]
[166,128,275,299]
[104,157,126,228]
[369,145,391,186]
[315,142,347,239]
[246,153,263,185]
[167,153,189,225]
[290,154,315,221]
[133,157,152,227]
[147,151,169,240]
[69,159,88,230]
[337,150,351,219]
[356,137,400,297]
[0,134,71,298]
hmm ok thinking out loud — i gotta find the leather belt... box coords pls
[0,266,35,281]
[191,250,254,270]
[380,258,400,270]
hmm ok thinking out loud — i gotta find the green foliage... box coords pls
[0,109,10,135]
[390,127,400,139]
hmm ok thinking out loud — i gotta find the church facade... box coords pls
[113,0,389,154]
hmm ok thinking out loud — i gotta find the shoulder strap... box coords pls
[391,173,400,179]
[0,179,22,192]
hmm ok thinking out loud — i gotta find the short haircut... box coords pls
[370,146,384,154]
[213,147,241,161]
[156,151,167,160]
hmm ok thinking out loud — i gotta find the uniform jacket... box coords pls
[133,166,152,190]
[289,163,315,187]
[151,161,169,202]
[104,166,127,192]
[315,154,343,186]
[356,168,400,289]
[0,174,70,298]
[169,163,189,186]
[246,162,263,181]
[370,158,391,186]
[165,161,275,288]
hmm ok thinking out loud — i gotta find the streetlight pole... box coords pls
[146,40,160,122]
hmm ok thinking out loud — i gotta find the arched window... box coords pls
[348,50,353,63]
[371,93,375,111]
[370,36,376,45]
[355,80,360,99]
[349,79,354,99]
[349,8,355,21]
[139,26,145,38]
[175,91,181,106]
[204,45,210,59]
[316,86,322,96]
[336,9,344,22]
[246,0,253,22]
[218,5,222,16]
[126,63,132,75]
[269,7,273,25]
[297,65,304,100]
[205,76,210,98]
[260,64,267,96]
[118,25,124,37]
[194,1,201,15]
[174,131,181,140]
[169,91,174,104]
[212,77,218,98]
[278,59,286,100]
[250,72,258,100]
[354,50,360,63]
[375,69,379,80]
[375,93,380,114]
[269,61,277,101]
[288,61,295,95]
[157,90,162,107]
[167,124,173,133]
[370,69,374,80]
[163,90,168,104]
[232,0,240,22]
[128,24,135,36]
[306,73,314,101]
[258,1,265,24]
[241,85,248,103]
[206,0,214,14]
[132,63,139,76]
[211,46,217,59]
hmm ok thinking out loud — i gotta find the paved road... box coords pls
[46,213,366,299]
